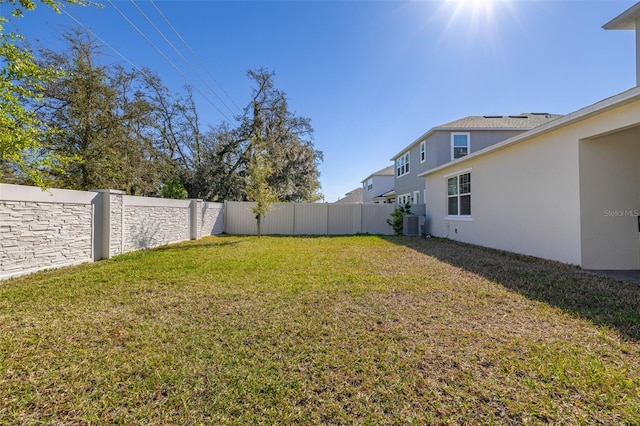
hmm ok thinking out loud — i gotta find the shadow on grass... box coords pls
[385,236,640,341]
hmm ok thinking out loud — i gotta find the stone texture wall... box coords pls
[200,202,224,237]
[123,205,190,253]
[109,193,124,258]
[1,184,225,279]
[0,200,93,279]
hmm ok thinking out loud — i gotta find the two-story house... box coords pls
[390,113,562,206]
[361,165,395,203]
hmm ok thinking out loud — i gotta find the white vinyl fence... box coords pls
[225,201,426,236]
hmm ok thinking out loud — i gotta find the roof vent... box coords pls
[483,115,503,118]
[530,112,550,116]
[509,115,528,119]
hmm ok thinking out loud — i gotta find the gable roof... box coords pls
[391,113,562,160]
[418,85,640,177]
[335,187,363,203]
[360,165,394,183]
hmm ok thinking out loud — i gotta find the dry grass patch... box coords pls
[1,235,639,424]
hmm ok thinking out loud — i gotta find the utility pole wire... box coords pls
[130,0,238,117]
[62,7,145,76]
[106,0,233,122]
[149,0,243,114]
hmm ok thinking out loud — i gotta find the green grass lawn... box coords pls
[1,235,639,424]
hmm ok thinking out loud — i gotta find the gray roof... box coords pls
[335,187,363,203]
[361,165,394,183]
[391,112,563,160]
[435,113,563,130]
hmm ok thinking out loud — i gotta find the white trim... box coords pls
[445,215,473,222]
[420,141,426,163]
[451,132,470,161]
[396,152,410,177]
[397,193,411,205]
[444,167,472,179]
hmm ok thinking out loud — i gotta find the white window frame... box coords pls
[451,132,470,160]
[413,190,420,204]
[366,178,373,191]
[445,169,472,220]
[397,193,411,206]
[420,141,426,163]
[396,152,410,177]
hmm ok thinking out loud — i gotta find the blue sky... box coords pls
[7,0,637,201]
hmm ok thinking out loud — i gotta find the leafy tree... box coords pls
[161,175,188,199]
[387,202,411,236]
[0,0,90,186]
[36,29,166,194]
[204,68,323,202]
[246,149,276,237]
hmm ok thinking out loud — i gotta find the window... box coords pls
[366,178,373,191]
[420,141,426,163]
[447,172,471,216]
[451,133,470,160]
[413,191,420,204]
[397,193,411,206]
[396,152,410,177]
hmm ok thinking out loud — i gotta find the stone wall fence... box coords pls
[0,184,224,280]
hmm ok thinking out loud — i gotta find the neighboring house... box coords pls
[418,2,640,271]
[335,187,363,203]
[390,113,562,206]
[361,165,395,203]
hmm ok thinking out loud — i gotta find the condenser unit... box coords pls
[403,215,425,237]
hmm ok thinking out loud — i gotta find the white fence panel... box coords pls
[263,203,294,235]
[225,201,257,235]
[327,204,362,235]
[362,204,395,235]
[294,203,328,235]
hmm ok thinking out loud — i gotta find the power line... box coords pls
[62,7,145,75]
[130,0,238,117]
[106,0,233,122]
[148,0,243,115]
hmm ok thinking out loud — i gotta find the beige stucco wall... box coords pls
[426,127,583,265]
[579,125,640,269]
[425,96,640,268]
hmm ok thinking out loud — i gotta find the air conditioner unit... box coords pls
[403,215,425,237]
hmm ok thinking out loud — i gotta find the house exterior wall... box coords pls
[579,127,640,268]
[394,130,525,206]
[425,127,583,266]
[574,95,640,269]
[425,95,640,269]
[363,174,394,203]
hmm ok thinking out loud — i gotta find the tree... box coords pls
[161,175,188,199]
[387,202,411,236]
[246,148,276,237]
[203,68,323,202]
[36,28,166,194]
[0,0,90,186]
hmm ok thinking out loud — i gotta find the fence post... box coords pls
[189,199,201,240]
[90,189,125,260]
